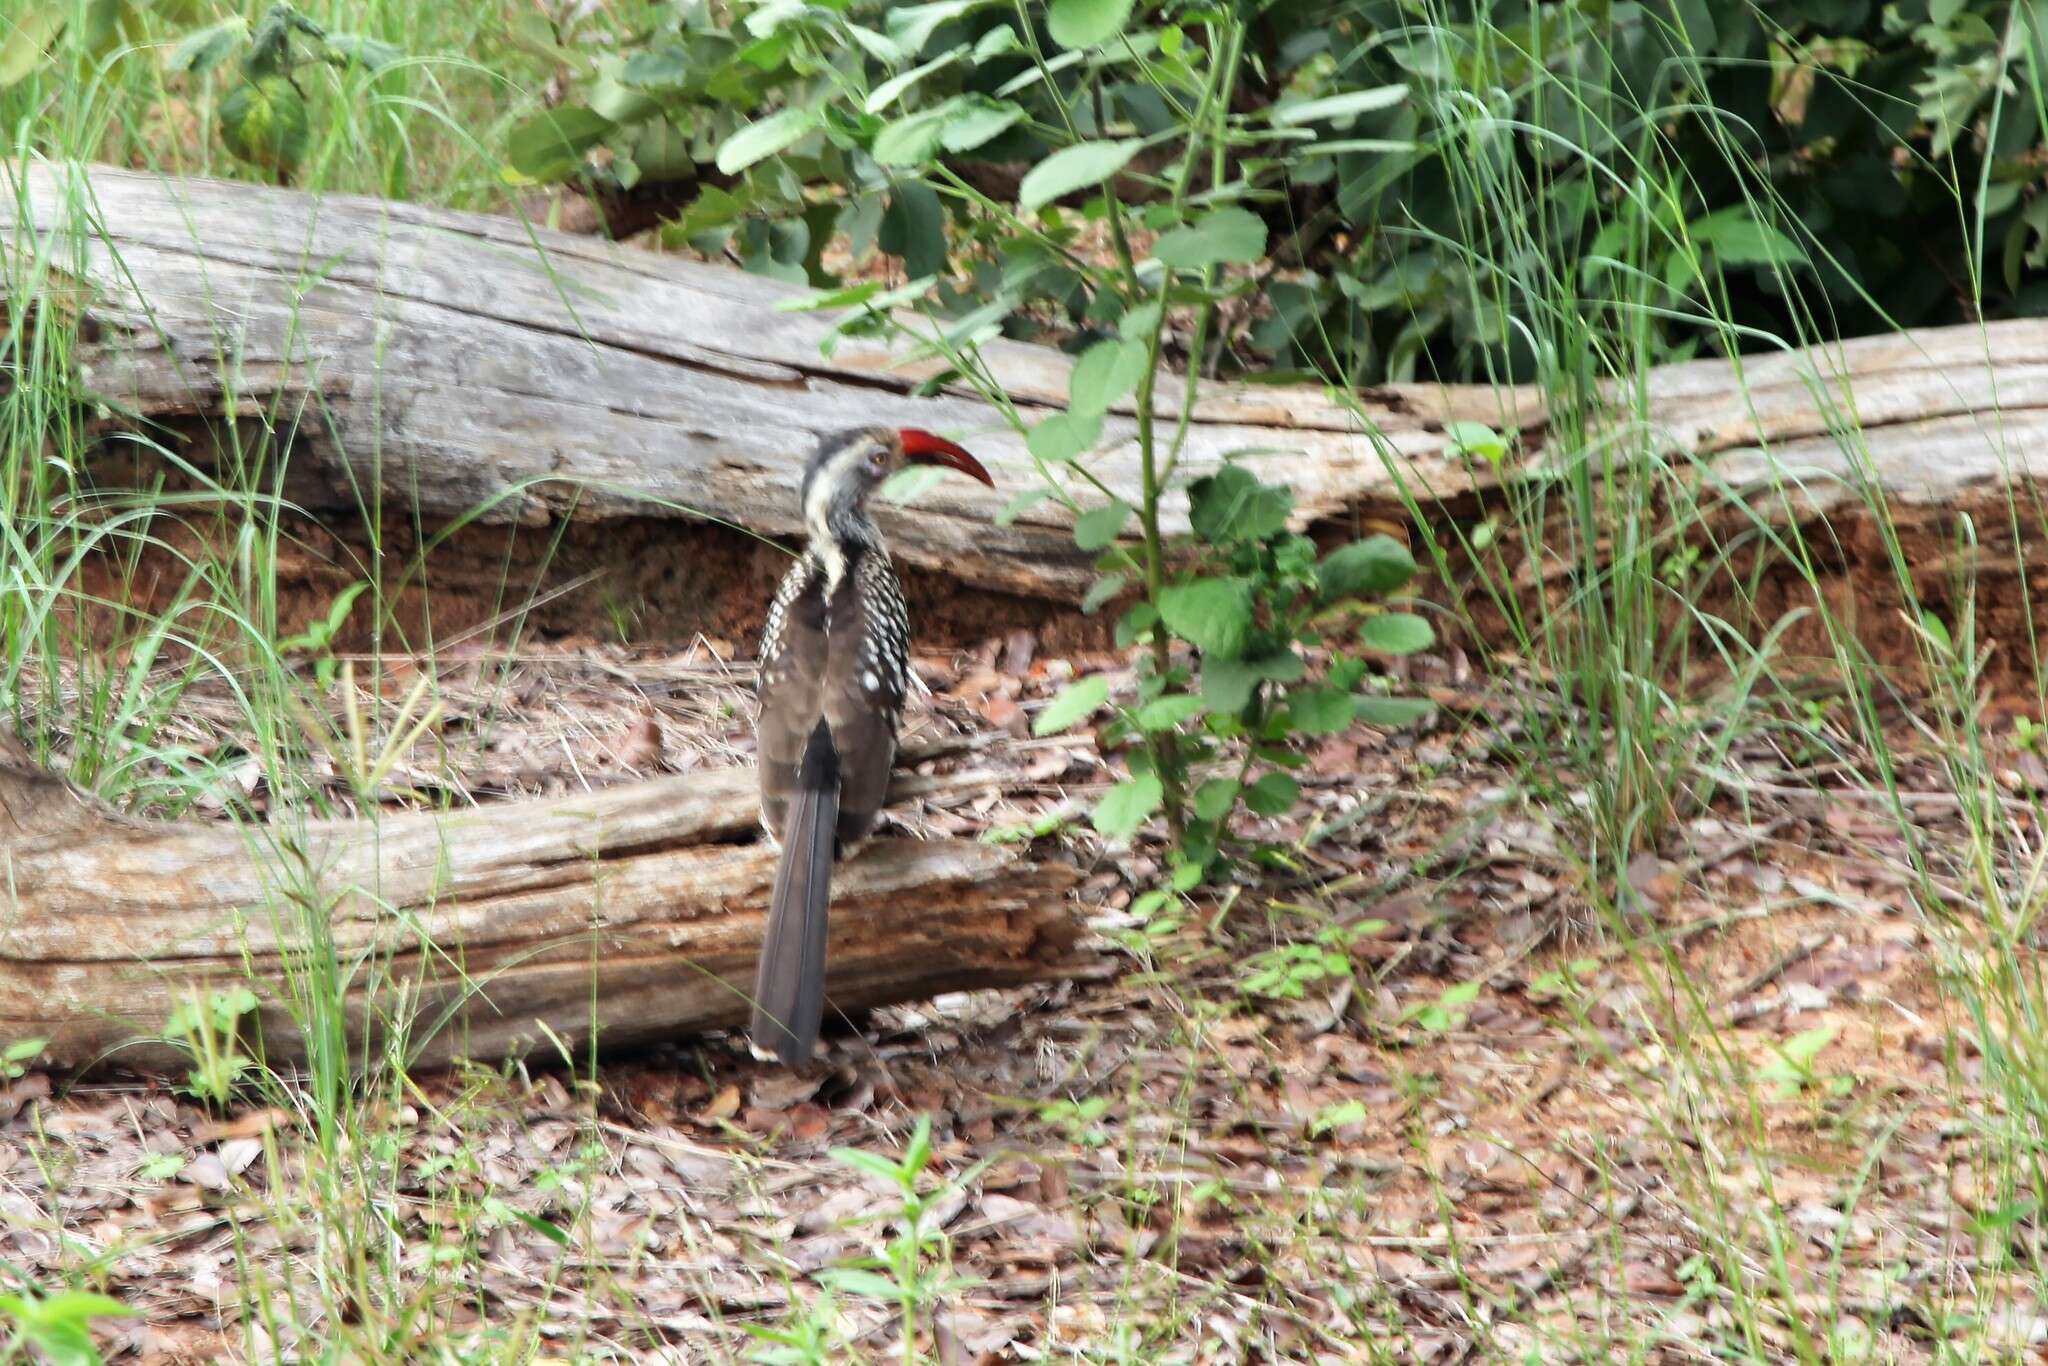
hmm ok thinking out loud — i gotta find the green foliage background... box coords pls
[491,0,2048,382]
[8,0,2042,381]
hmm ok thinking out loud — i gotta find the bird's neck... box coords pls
[805,504,881,591]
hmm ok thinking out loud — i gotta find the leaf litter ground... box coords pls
[0,629,2027,1362]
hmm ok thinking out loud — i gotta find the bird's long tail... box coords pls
[751,720,838,1065]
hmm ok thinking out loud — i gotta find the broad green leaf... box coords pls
[995,486,1054,526]
[995,46,1085,97]
[1317,535,1416,599]
[1268,84,1410,125]
[322,32,404,71]
[1073,499,1131,550]
[1033,676,1110,735]
[1093,773,1163,838]
[939,96,1026,153]
[1048,0,1137,49]
[1203,649,1301,712]
[1135,694,1206,731]
[886,0,985,54]
[1359,612,1435,655]
[1189,465,1292,544]
[1286,685,1355,734]
[879,463,950,504]
[1019,139,1142,213]
[1068,337,1148,416]
[505,104,614,180]
[168,18,246,75]
[973,23,1021,59]
[1354,695,1435,728]
[1443,420,1508,466]
[1780,1022,1837,1069]
[829,1147,905,1182]
[1118,300,1164,340]
[1114,601,1157,647]
[29,1290,135,1323]
[0,9,64,88]
[1082,573,1127,614]
[1688,207,1810,267]
[595,63,664,121]
[1193,778,1238,821]
[1919,610,1954,654]
[620,44,696,88]
[776,280,885,313]
[872,108,948,166]
[219,76,311,175]
[715,106,819,174]
[322,580,370,640]
[1245,771,1300,816]
[1026,410,1103,463]
[737,216,810,285]
[1158,577,1253,658]
[1202,656,1258,712]
[879,183,947,278]
[1152,206,1268,270]
[865,44,965,112]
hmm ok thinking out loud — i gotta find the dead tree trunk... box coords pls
[9,162,2048,604]
[0,161,1539,605]
[0,734,1086,1070]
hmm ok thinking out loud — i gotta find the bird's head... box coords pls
[800,425,993,543]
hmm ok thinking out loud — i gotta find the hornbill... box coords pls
[750,425,994,1064]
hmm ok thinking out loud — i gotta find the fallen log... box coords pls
[11,161,2048,647]
[0,160,1533,608]
[0,733,1087,1070]
[11,163,2048,597]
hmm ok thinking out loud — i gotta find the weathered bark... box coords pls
[0,161,1537,605]
[9,162,2048,615]
[7,161,2048,1067]
[0,734,1087,1071]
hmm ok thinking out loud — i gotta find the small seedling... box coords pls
[1757,1022,1847,1100]
[820,1116,983,1359]
[275,581,369,691]
[1400,979,1483,1034]
[1037,1096,1111,1149]
[1443,420,1511,467]
[137,1152,187,1182]
[1307,1098,1370,1138]
[0,1036,45,1081]
[0,1289,135,1366]
[1239,919,1386,1001]
[1527,957,1601,1002]
[163,987,261,1109]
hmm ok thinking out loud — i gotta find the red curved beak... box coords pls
[898,428,994,486]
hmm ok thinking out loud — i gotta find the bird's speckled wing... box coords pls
[756,554,826,840]
[820,545,909,846]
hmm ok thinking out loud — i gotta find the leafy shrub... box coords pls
[491,0,2044,380]
[171,3,404,183]
[754,4,1439,876]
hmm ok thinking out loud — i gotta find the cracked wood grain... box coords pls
[0,162,1531,601]
[5,163,2047,607]
[0,747,1089,1071]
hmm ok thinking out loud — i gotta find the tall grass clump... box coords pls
[0,23,605,1349]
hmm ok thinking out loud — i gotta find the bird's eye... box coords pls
[868,450,886,471]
